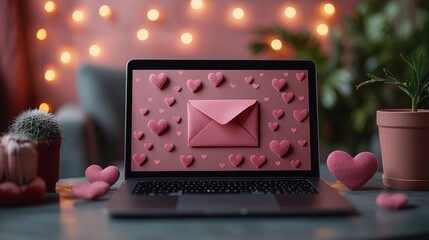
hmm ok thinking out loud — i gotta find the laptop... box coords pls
[106,59,355,217]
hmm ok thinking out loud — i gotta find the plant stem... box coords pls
[412,98,417,112]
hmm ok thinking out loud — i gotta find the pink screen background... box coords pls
[131,69,311,171]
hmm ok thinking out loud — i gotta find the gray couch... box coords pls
[56,63,125,177]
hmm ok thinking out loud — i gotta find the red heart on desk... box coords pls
[376,193,408,210]
[72,181,110,201]
[85,165,120,187]
[327,151,378,190]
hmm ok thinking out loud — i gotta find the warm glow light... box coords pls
[44,1,56,13]
[271,39,282,51]
[39,103,50,113]
[181,32,193,45]
[232,8,244,20]
[99,5,112,18]
[45,69,56,82]
[284,7,296,19]
[147,9,160,21]
[36,28,47,40]
[89,44,101,57]
[72,10,84,22]
[190,0,203,10]
[60,51,71,64]
[137,29,149,41]
[316,23,329,36]
[323,3,335,15]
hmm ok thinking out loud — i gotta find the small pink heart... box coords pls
[298,140,307,147]
[376,193,408,210]
[178,71,184,76]
[250,155,267,168]
[147,97,154,102]
[283,72,289,77]
[296,72,305,81]
[272,78,286,92]
[228,154,244,167]
[133,153,147,166]
[180,155,194,167]
[264,97,270,102]
[270,140,290,158]
[268,122,279,131]
[201,154,208,160]
[164,143,175,152]
[173,116,182,124]
[282,92,294,104]
[72,181,110,201]
[176,131,182,136]
[291,128,297,133]
[208,72,223,87]
[291,160,301,168]
[327,151,378,190]
[158,108,165,114]
[298,96,305,101]
[275,161,281,166]
[143,143,153,150]
[174,86,182,92]
[272,110,284,119]
[134,131,144,140]
[149,73,168,90]
[187,79,202,93]
[135,77,141,82]
[219,163,226,169]
[154,160,161,165]
[252,83,260,89]
[164,97,175,106]
[293,109,308,122]
[85,165,120,187]
[244,76,254,84]
[148,119,168,135]
[259,73,264,77]
[139,108,149,116]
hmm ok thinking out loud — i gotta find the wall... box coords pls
[24,0,359,111]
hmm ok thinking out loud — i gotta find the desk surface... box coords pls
[1,167,429,240]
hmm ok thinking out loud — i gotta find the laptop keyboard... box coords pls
[132,179,318,196]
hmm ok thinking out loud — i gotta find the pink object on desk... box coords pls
[85,165,120,187]
[376,193,408,210]
[72,181,110,201]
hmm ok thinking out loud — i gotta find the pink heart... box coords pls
[72,181,110,201]
[147,97,153,102]
[173,116,182,124]
[228,154,244,167]
[139,108,149,116]
[272,78,286,92]
[250,155,267,168]
[281,92,294,104]
[164,143,175,152]
[244,76,254,84]
[268,122,279,131]
[264,97,270,102]
[259,73,264,77]
[327,151,378,190]
[270,140,290,158]
[176,131,182,136]
[143,143,153,150]
[187,79,202,93]
[283,72,289,77]
[298,140,307,147]
[180,155,194,167]
[85,165,120,187]
[272,110,284,119]
[164,97,175,106]
[296,72,305,81]
[291,160,301,168]
[201,154,208,160]
[252,83,260,89]
[376,193,408,210]
[293,109,308,122]
[148,119,168,135]
[208,72,223,87]
[230,83,236,89]
[158,108,165,114]
[219,163,226,169]
[275,161,281,166]
[154,160,161,165]
[134,131,144,140]
[149,73,168,90]
[178,71,184,75]
[135,77,141,82]
[174,86,182,92]
[291,128,297,133]
[133,153,147,166]
[298,96,305,101]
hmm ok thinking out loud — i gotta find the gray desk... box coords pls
[1,167,429,240]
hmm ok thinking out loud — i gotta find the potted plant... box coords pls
[357,52,429,190]
[10,109,62,192]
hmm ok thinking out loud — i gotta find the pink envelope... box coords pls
[187,99,259,147]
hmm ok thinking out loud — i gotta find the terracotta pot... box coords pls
[36,138,61,192]
[377,109,429,190]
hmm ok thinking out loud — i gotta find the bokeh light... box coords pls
[99,5,112,18]
[316,23,329,36]
[232,8,245,20]
[89,44,101,57]
[36,28,47,40]
[137,28,149,41]
[39,103,50,113]
[181,32,193,45]
[44,1,56,13]
[284,7,296,19]
[271,39,282,51]
[60,51,71,64]
[147,9,160,21]
[190,0,203,10]
[323,3,335,15]
[72,10,84,22]
[44,69,56,82]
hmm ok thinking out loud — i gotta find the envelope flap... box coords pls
[188,99,257,125]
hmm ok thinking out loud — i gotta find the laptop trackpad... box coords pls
[177,195,279,214]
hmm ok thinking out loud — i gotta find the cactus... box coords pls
[0,134,38,186]
[10,109,62,142]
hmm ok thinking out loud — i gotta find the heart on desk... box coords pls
[376,193,408,210]
[327,151,378,190]
[72,181,110,201]
[85,165,120,187]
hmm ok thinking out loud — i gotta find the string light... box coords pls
[147,9,160,21]
[39,103,50,113]
[60,51,71,64]
[99,5,112,18]
[72,10,84,22]
[190,0,203,10]
[271,39,282,51]
[232,8,245,20]
[181,32,193,45]
[89,44,101,57]
[137,28,149,41]
[284,6,296,19]
[36,28,47,40]
[44,1,56,13]
[44,69,56,82]
[316,23,329,36]
[323,3,335,15]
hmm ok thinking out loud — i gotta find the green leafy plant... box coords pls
[357,53,429,111]
[10,109,62,142]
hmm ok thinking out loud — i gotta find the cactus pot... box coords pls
[377,109,429,190]
[36,138,61,192]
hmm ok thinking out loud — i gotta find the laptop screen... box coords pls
[125,60,319,178]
